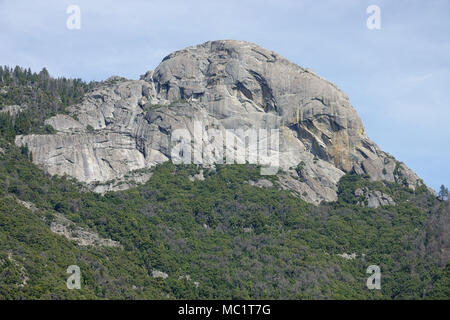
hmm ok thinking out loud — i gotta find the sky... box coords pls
[0,0,449,192]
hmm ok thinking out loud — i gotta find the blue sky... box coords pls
[1,0,449,191]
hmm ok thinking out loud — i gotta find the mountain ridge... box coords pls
[13,40,425,204]
[0,60,449,299]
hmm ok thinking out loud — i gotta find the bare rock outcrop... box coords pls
[152,270,168,279]
[0,105,26,117]
[50,213,122,248]
[15,40,424,204]
[354,187,396,208]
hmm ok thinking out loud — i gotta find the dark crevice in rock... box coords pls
[356,148,370,159]
[247,70,277,113]
[235,81,253,100]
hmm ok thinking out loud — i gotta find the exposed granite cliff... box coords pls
[15,40,423,204]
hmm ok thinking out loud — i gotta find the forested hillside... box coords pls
[0,66,95,140]
[0,66,448,299]
[0,137,449,299]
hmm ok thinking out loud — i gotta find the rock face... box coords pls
[152,270,168,279]
[354,187,396,208]
[15,40,424,204]
[50,213,122,248]
[0,105,26,117]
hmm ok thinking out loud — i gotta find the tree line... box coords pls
[0,65,96,140]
